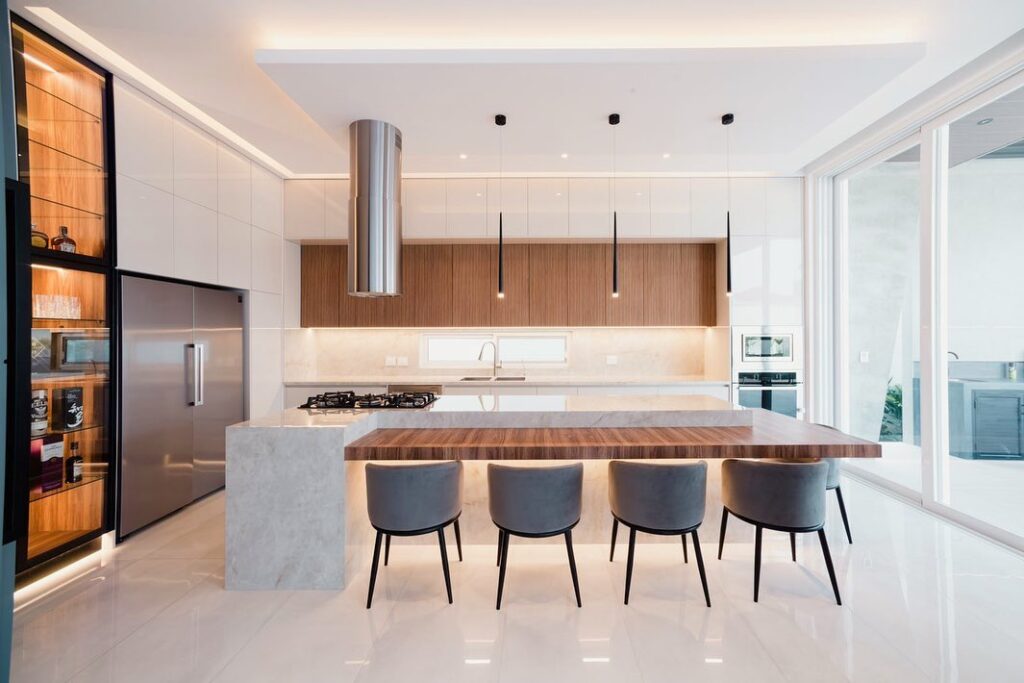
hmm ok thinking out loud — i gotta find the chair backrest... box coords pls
[488,462,583,535]
[722,459,828,530]
[812,424,844,490]
[608,460,707,531]
[365,461,463,532]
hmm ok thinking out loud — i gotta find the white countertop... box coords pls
[231,393,751,430]
[283,375,730,387]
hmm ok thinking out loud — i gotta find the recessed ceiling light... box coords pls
[560,152,569,159]
[977,118,994,126]
[662,153,671,159]
[475,192,482,197]
[555,192,562,197]
[459,153,468,159]
[635,192,643,197]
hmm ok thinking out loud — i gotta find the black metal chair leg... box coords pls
[624,527,637,605]
[497,529,504,567]
[790,532,796,562]
[453,519,463,562]
[609,518,619,562]
[496,530,510,610]
[437,529,453,604]
[835,486,853,543]
[682,533,689,563]
[366,530,383,609]
[565,530,582,608]
[818,529,842,605]
[753,525,763,602]
[384,534,391,566]
[718,508,729,560]
[691,530,711,607]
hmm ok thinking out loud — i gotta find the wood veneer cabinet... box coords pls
[300,242,718,328]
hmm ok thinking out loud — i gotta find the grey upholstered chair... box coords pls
[814,424,854,543]
[718,459,841,605]
[488,462,584,609]
[608,460,711,606]
[365,461,463,608]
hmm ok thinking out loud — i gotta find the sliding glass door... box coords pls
[824,70,1024,549]
[940,84,1024,538]
[835,143,922,495]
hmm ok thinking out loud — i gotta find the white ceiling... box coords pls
[13,1,1024,176]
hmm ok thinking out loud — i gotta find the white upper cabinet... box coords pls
[252,164,284,235]
[284,179,325,240]
[729,178,767,235]
[114,81,173,193]
[568,178,611,238]
[172,118,218,210]
[403,178,446,239]
[613,178,651,238]
[251,226,283,294]
[527,178,569,238]
[650,178,692,238]
[217,213,252,289]
[117,173,174,277]
[217,144,252,224]
[765,178,803,236]
[690,178,728,238]
[730,234,803,326]
[324,179,349,240]
[445,179,488,238]
[487,178,527,238]
[173,197,218,285]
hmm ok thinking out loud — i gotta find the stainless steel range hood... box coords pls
[348,119,402,296]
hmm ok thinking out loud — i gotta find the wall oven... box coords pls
[732,326,803,417]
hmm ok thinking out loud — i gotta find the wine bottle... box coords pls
[51,225,77,253]
[30,223,49,249]
[65,441,83,484]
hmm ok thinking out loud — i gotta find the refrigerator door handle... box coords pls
[195,343,205,406]
[186,343,203,406]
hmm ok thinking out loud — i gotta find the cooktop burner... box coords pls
[299,391,438,410]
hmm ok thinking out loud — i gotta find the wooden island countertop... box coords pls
[345,409,881,461]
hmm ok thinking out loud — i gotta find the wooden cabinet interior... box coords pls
[301,242,719,328]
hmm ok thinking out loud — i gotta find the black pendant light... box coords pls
[722,112,734,297]
[495,114,506,299]
[609,113,620,298]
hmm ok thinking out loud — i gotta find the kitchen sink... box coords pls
[494,376,526,381]
[459,376,493,381]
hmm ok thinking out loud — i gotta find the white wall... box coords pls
[114,79,295,419]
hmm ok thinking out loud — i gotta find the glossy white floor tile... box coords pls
[11,477,1024,683]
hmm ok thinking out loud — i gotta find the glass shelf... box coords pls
[29,474,105,503]
[33,422,104,439]
[24,80,101,124]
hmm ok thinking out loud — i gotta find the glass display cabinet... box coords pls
[8,18,116,572]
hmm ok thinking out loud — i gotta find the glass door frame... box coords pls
[7,15,119,573]
[813,65,1024,553]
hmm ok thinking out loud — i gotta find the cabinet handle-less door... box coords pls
[187,343,205,406]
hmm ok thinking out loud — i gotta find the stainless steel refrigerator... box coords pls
[119,275,244,537]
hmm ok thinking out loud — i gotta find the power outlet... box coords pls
[606,355,619,366]
[384,356,397,367]
[397,356,409,367]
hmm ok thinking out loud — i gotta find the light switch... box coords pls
[606,355,619,366]
[385,356,397,367]
[859,351,870,364]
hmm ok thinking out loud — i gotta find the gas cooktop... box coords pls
[299,391,438,410]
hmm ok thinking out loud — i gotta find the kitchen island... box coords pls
[225,395,878,591]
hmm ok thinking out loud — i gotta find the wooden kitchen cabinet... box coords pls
[607,243,646,326]
[451,244,494,326]
[300,240,718,328]
[529,244,568,326]
[491,244,530,326]
[567,244,607,326]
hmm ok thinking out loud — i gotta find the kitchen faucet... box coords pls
[478,340,500,377]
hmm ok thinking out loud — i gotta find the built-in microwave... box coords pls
[741,333,794,363]
[51,331,109,372]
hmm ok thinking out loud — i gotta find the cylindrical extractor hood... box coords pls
[348,119,402,296]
